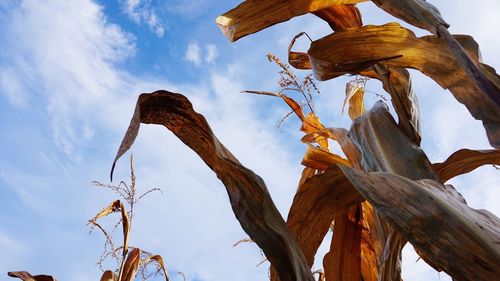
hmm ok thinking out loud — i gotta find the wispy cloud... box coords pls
[185,42,201,66]
[122,0,165,37]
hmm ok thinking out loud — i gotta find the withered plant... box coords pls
[109,1,500,281]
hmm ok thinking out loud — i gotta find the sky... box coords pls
[0,0,499,280]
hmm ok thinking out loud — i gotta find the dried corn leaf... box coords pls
[371,65,421,144]
[288,4,363,70]
[7,272,56,281]
[282,95,306,121]
[100,270,117,281]
[348,101,438,280]
[270,165,364,281]
[339,166,500,281]
[323,205,362,281]
[144,255,170,281]
[92,200,131,257]
[288,32,312,70]
[342,83,365,120]
[308,23,500,148]
[121,248,141,281]
[360,219,378,281]
[371,1,500,108]
[301,113,329,149]
[314,4,362,31]
[434,149,500,183]
[216,0,367,42]
[302,145,351,169]
[349,101,437,180]
[371,0,448,35]
[111,90,314,281]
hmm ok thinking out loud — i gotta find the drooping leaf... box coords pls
[342,82,365,120]
[143,255,170,281]
[112,90,314,281]
[216,0,367,42]
[314,4,362,31]
[371,0,448,35]
[340,166,500,281]
[289,4,363,70]
[270,165,364,281]
[121,248,141,281]
[371,1,500,108]
[100,270,117,281]
[91,200,131,258]
[7,272,56,281]
[370,65,421,144]
[307,23,500,148]
[323,205,362,281]
[434,149,500,182]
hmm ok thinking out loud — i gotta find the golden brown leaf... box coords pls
[216,0,367,42]
[270,165,364,281]
[302,145,351,170]
[323,205,362,281]
[300,113,329,150]
[340,166,500,281]
[434,149,500,183]
[342,82,365,120]
[307,23,500,148]
[112,90,314,281]
[371,0,500,107]
[314,4,362,31]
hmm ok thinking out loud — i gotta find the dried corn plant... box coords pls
[109,1,500,281]
[7,156,169,281]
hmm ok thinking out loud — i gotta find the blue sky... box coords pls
[0,0,499,280]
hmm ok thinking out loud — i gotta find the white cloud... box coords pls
[122,0,165,38]
[185,42,201,66]
[205,44,218,64]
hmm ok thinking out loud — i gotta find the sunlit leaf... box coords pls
[314,4,362,31]
[302,145,351,169]
[340,166,500,281]
[434,149,500,182]
[342,82,365,120]
[301,113,329,149]
[112,90,314,281]
[307,23,500,148]
[216,0,367,42]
